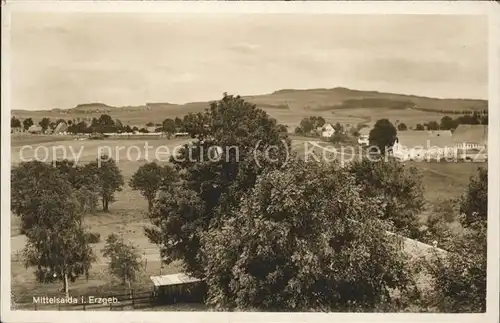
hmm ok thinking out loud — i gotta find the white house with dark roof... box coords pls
[318,123,335,138]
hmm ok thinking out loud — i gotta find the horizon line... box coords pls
[10,85,488,112]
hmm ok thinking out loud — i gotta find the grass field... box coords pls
[9,133,485,308]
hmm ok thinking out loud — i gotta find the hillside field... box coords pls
[12,87,487,130]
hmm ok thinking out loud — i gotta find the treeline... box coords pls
[11,94,487,312]
[294,116,326,135]
[11,114,192,135]
[393,112,488,133]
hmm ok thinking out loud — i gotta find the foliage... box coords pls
[425,121,440,131]
[415,124,425,131]
[87,232,101,244]
[162,118,177,135]
[146,185,206,277]
[423,167,487,312]
[129,162,178,211]
[38,118,51,132]
[85,155,125,211]
[348,159,425,239]
[421,199,458,250]
[458,167,487,227]
[11,116,21,128]
[296,116,326,135]
[13,162,97,297]
[101,234,143,289]
[147,94,290,278]
[201,160,415,311]
[368,119,397,155]
[22,118,34,131]
[397,123,408,131]
[439,116,457,130]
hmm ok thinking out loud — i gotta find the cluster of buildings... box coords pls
[316,122,487,162]
[392,124,487,161]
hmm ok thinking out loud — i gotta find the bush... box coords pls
[87,232,101,244]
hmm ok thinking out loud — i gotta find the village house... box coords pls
[318,123,335,138]
[27,125,43,134]
[357,126,371,146]
[392,131,457,161]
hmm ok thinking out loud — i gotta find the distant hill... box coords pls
[11,87,487,124]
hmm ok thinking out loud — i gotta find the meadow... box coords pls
[9,81,488,310]
[10,133,485,306]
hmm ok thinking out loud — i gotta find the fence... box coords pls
[21,290,161,311]
[18,284,206,311]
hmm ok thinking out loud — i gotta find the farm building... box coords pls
[150,273,205,304]
[357,126,371,146]
[319,123,335,138]
[392,131,457,161]
[52,121,68,135]
[27,125,42,134]
[452,124,488,151]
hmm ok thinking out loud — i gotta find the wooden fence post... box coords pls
[58,303,61,311]
[34,303,38,311]
[83,302,86,311]
[131,289,135,309]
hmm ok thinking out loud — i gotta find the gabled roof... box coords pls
[453,124,488,145]
[396,131,455,149]
[322,123,334,130]
[150,273,201,287]
[52,122,68,134]
[28,125,42,132]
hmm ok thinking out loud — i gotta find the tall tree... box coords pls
[85,155,124,212]
[299,117,314,134]
[39,118,51,132]
[101,234,143,294]
[129,163,178,211]
[11,116,21,128]
[440,116,456,130]
[13,163,96,297]
[397,123,408,131]
[368,119,397,155]
[161,118,177,135]
[202,160,414,311]
[147,94,290,278]
[22,118,34,131]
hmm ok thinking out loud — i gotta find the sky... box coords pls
[10,13,488,111]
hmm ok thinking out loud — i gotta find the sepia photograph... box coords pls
[1,1,499,323]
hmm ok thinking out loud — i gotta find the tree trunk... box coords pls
[63,273,69,299]
[128,280,132,299]
[103,196,109,212]
[148,199,153,212]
